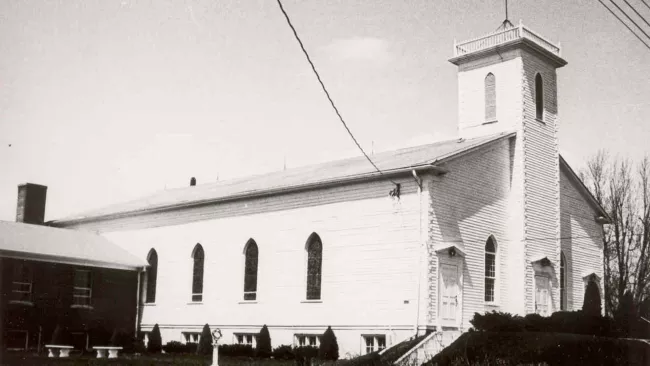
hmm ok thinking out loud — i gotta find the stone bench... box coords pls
[93,346,123,359]
[44,345,74,358]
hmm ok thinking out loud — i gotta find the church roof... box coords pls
[50,131,515,225]
[0,220,147,270]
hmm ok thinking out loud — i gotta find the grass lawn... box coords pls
[0,353,298,366]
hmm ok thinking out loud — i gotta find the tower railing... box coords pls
[454,21,561,58]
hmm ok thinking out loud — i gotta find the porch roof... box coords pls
[0,221,147,271]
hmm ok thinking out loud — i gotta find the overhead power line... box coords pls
[597,0,650,50]
[608,0,650,40]
[642,0,650,11]
[622,0,650,28]
[274,0,402,189]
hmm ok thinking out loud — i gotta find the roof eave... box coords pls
[0,249,147,271]
[559,155,611,224]
[49,163,447,227]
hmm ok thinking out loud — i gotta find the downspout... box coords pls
[135,267,143,337]
[412,169,424,335]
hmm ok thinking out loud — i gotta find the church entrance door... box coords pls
[440,263,460,326]
[535,275,551,316]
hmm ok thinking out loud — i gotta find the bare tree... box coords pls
[582,150,650,315]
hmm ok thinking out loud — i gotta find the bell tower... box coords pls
[449,20,568,315]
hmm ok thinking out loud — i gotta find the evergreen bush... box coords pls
[196,323,213,355]
[256,324,272,358]
[147,324,162,353]
[615,290,639,338]
[272,345,295,360]
[319,326,339,360]
[583,280,602,317]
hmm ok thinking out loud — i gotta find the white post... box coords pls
[211,328,222,366]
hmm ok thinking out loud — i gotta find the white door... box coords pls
[440,264,460,325]
[535,275,550,316]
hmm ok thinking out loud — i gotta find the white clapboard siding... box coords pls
[559,167,605,312]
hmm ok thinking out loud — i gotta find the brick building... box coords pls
[1,184,146,352]
[7,21,609,358]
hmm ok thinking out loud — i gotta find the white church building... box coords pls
[50,20,608,357]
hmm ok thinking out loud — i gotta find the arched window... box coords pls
[535,73,544,120]
[306,233,323,300]
[145,249,158,304]
[191,244,204,302]
[485,73,496,121]
[485,236,497,302]
[560,252,567,310]
[243,239,258,301]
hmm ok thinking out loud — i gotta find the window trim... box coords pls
[72,269,93,308]
[242,239,259,302]
[233,332,258,347]
[182,332,201,344]
[361,334,386,355]
[294,333,322,348]
[484,72,497,122]
[5,329,29,351]
[484,236,498,305]
[191,244,205,303]
[10,261,33,305]
[535,73,544,121]
[305,233,323,301]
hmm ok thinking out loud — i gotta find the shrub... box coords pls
[256,324,272,358]
[319,326,339,360]
[272,345,295,360]
[196,323,213,355]
[470,311,526,332]
[161,340,197,354]
[583,280,602,317]
[615,290,638,338]
[147,324,162,353]
[523,313,550,332]
[218,344,255,357]
[294,346,319,366]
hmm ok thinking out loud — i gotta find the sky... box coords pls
[0,0,649,221]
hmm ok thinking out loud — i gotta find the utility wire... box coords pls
[622,0,650,28]
[608,0,650,41]
[275,0,401,187]
[597,0,650,50]
[641,0,650,11]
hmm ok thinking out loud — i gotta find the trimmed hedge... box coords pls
[471,310,620,337]
[271,345,295,360]
[425,331,650,366]
[218,344,255,357]
[162,341,198,354]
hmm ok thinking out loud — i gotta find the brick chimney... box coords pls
[16,183,48,225]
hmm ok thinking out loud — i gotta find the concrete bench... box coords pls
[44,345,74,358]
[93,346,123,359]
